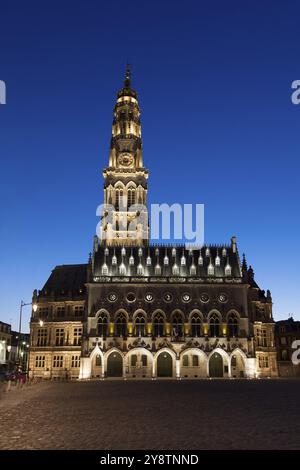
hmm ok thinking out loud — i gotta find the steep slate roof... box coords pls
[93,244,241,278]
[40,264,88,295]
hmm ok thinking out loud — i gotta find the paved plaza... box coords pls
[1,379,300,450]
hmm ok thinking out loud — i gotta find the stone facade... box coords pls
[29,69,278,380]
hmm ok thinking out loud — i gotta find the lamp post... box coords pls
[17,300,37,369]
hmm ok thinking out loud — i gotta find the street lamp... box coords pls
[17,300,37,366]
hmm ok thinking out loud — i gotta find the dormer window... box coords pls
[215,255,220,266]
[112,255,117,265]
[129,255,134,265]
[225,264,232,276]
[138,248,143,256]
[172,248,176,257]
[102,263,109,275]
[121,247,126,256]
[164,255,169,265]
[155,248,159,256]
[190,264,196,276]
[172,264,179,275]
[137,263,144,276]
[146,256,151,266]
[155,264,161,275]
[119,263,126,276]
[208,262,214,276]
[222,248,227,257]
[181,255,186,266]
[198,255,203,266]
[205,248,210,257]
[104,248,109,256]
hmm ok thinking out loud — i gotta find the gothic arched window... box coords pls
[172,312,184,337]
[227,313,239,337]
[127,187,136,208]
[115,313,127,337]
[134,313,146,337]
[209,313,220,337]
[153,314,165,337]
[97,314,108,338]
[190,314,202,337]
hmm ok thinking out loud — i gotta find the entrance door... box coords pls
[157,352,173,377]
[209,352,223,377]
[107,352,123,377]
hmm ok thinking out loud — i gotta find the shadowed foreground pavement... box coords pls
[0,379,300,450]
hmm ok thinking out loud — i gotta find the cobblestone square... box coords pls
[1,379,300,450]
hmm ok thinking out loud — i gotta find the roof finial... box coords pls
[124,63,131,88]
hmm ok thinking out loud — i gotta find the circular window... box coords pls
[108,292,117,302]
[200,293,209,303]
[164,292,173,302]
[145,293,154,302]
[218,293,228,303]
[126,292,136,302]
[182,293,191,303]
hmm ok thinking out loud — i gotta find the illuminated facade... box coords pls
[29,70,278,379]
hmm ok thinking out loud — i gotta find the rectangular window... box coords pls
[74,306,84,317]
[71,355,80,368]
[259,356,269,368]
[37,328,47,346]
[57,306,65,318]
[39,307,49,318]
[53,355,63,368]
[55,329,64,346]
[142,355,147,367]
[280,337,286,345]
[192,355,199,367]
[183,355,189,367]
[35,355,45,368]
[261,329,267,347]
[73,328,82,346]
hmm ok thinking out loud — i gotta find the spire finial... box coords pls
[124,63,131,88]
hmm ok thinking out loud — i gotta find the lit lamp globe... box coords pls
[32,304,38,312]
[39,319,44,327]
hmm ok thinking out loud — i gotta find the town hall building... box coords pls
[28,69,278,380]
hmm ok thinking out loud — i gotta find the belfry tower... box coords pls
[100,66,149,246]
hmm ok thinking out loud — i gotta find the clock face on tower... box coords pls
[117,153,134,168]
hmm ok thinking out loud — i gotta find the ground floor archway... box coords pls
[107,351,123,377]
[157,351,173,377]
[209,352,223,377]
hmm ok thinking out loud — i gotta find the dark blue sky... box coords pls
[1,0,300,331]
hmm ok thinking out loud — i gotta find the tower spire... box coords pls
[124,63,131,88]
